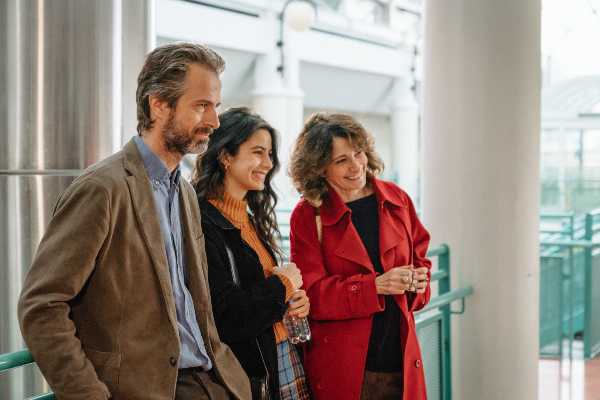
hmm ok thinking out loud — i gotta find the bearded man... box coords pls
[18,43,251,400]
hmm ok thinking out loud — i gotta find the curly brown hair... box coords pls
[289,112,384,206]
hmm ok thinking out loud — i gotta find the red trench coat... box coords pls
[290,178,431,400]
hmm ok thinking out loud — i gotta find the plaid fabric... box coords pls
[277,340,311,400]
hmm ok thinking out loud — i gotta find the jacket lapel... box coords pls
[321,186,374,273]
[379,206,409,268]
[333,222,375,272]
[371,179,413,269]
[122,140,179,334]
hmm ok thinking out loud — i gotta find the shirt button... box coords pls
[415,359,421,368]
[169,356,177,367]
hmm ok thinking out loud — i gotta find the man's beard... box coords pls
[162,112,213,156]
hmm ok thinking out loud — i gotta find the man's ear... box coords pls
[149,95,171,124]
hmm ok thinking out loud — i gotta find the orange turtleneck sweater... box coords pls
[209,192,294,343]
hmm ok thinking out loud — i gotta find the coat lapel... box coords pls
[122,140,179,334]
[371,179,412,269]
[321,186,374,273]
[333,223,375,272]
[379,206,408,267]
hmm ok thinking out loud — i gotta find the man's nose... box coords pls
[204,106,219,129]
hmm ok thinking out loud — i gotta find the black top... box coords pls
[347,194,403,373]
[198,199,287,399]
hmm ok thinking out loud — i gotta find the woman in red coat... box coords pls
[288,113,431,400]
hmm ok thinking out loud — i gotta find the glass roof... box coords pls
[543,75,600,119]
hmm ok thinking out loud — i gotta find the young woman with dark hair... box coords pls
[193,107,311,400]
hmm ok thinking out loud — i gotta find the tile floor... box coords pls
[538,340,600,400]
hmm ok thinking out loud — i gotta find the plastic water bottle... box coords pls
[283,314,311,344]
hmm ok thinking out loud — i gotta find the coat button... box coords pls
[350,284,358,292]
[415,359,421,368]
[169,356,177,367]
[323,336,329,343]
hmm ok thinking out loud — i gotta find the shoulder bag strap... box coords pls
[314,208,322,243]
[222,242,270,381]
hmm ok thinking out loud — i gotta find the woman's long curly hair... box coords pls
[192,107,283,259]
[289,112,384,206]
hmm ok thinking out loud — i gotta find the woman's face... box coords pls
[323,136,368,199]
[223,128,274,198]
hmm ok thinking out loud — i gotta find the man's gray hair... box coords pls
[136,42,225,135]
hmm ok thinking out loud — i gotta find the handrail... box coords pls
[540,240,600,248]
[540,212,575,218]
[417,286,474,314]
[0,349,34,373]
[426,244,449,257]
[430,270,448,282]
[29,394,55,400]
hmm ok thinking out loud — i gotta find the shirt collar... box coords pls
[134,136,180,185]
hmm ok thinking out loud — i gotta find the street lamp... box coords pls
[277,0,317,79]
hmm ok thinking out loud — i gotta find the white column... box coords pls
[422,1,541,400]
[390,78,419,200]
[121,0,155,145]
[252,12,304,209]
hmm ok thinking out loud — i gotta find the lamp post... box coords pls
[276,0,317,79]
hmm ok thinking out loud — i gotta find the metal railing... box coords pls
[0,350,54,399]
[415,244,474,400]
[539,207,600,360]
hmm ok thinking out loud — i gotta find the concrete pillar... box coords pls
[421,1,541,399]
[121,0,155,145]
[390,77,419,200]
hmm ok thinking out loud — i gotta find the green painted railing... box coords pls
[1,245,472,400]
[0,349,34,372]
[539,237,600,360]
[415,244,474,400]
[0,351,54,399]
[539,208,600,360]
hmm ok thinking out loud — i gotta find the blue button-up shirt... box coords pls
[134,136,212,370]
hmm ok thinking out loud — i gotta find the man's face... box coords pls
[162,64,222,156]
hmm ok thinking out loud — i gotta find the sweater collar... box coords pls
[208,192,249,228]
[199,199,237,230]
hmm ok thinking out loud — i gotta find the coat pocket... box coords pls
[84,348,121,395]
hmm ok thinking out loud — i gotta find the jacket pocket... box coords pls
[84,348,121,396]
